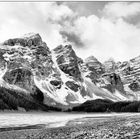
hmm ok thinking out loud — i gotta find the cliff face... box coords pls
[0,33,62,110]
[53,45,81,80]
[116,56,140,85]
[104,58,116,73]
[114,56,140,99]
[85,56,105,75]
[99,73,125,94]
[0,33,87,109]
[0,33,138,111]
[81,56,129,100]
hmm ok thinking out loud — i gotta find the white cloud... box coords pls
[1,2,140,63]
[103,2,140,19]
[0,2,74,48]
[60,4,140,62]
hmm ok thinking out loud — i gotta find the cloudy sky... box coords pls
[1,2,140,62]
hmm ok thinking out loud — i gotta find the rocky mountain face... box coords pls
[0,33,139,111]
[115,56,140,99]
[104,58,116,73]
[82,56,105,83]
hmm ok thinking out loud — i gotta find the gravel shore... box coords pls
[0,114,140,139]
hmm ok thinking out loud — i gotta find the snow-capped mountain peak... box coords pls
[0,33,138,110]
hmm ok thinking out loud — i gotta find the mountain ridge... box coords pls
[0,33,139,111]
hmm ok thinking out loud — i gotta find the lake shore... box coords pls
[0,113,140,139]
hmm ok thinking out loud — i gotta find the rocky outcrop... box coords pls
[50,80,62,89]
[99,73,125,94]
[81,56,104,83]
[53,45,81,80]
[115,56,140,95]
[116,61,132,84]
[85,56,105,75]
[65,81,80,92]
[3,33,43,47]
[104,58,116,73]
[3,68,33,91]
[128,80,140,92]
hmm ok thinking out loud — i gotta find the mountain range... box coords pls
[0,33,140,112]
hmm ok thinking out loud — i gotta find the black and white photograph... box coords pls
[1,1,140,139]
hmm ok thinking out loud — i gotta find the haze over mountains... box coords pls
[0,33,140,111]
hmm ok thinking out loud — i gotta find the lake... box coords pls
[0,112,137,129]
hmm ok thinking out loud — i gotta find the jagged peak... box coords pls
[64,44,72,50]
[104,57,116,64]
[22,32,41,38]
[130,55,140,62]
[0,32,138,110]
[84,55,100,63]
[53,44,73,52]
[3,32,43,47]
[22,33,42,42]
